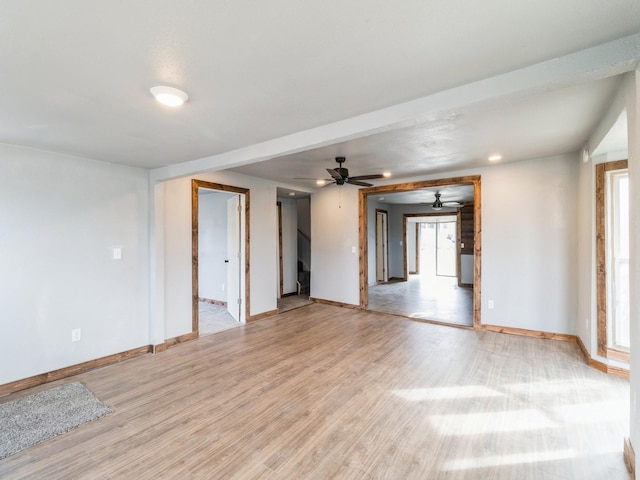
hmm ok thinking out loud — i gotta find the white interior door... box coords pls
[226,195,242,322]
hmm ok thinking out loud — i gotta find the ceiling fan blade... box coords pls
[349,174,385,181]
[326,168,343,181]
[347,179,373,187]
[442,201,461,206]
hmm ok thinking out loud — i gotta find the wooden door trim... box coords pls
[192,179,250,333]
[277,201,283,297]
[360,175,482,327]
[375,209,389,283]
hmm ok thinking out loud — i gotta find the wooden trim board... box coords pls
[625,437,635,476]
[480,324,576,342]
[359,175,482,328]
[310,297,360,309]
[595,160,628,358]
[247,309,278,322]
[191,179,251,330]
[198,297,227,307]
[0,346,152,396]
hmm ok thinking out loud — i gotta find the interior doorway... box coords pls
[359,176,481,328]
[192,179,250,336]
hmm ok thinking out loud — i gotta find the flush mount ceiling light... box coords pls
[488,154,502,162]
[150,86,189,107]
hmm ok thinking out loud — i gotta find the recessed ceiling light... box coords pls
[382,172,391,178]
[288,192,295,196]
[150,86,189,107]
[316,179,326,186]
[488,154,502,162]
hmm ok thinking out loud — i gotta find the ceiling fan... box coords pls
[432,192,461,210]
[322,156,387,187]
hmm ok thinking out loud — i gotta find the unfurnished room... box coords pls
[1,2,639,479]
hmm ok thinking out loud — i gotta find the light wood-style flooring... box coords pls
[0,304,629,479]
[368,274,473,327]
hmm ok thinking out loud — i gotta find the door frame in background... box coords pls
[360,175,481,327]
[191,179,250,334]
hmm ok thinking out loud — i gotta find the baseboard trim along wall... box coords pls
[624,437,635,477]
[0,345,152,396]
[482,323,629,380]
[247,309,278,322]
[310,297,359,309]
[575,336,629,379]
[1,316,630,396]
[198,297,227,307]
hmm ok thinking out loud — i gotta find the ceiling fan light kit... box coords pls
[432,192,444,210]
[323,156,386,187]
[432,192,461,210]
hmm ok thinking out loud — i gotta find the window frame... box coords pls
[595,159,629,363]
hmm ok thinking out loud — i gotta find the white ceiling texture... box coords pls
[1,1,639,201]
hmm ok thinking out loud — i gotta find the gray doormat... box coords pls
[0,381,112,459]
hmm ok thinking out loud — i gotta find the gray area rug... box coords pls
[0,381,112,459]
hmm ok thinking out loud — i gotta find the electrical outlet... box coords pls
[488,300,494,309]
[112,247,122,260]
[71,329,81,342]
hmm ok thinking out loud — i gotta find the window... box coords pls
[596,160,629,362]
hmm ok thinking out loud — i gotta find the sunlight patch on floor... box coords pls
[430,409,556,435]
[391,385,504,402]
[442,449,577,471]
[551,400,629,424]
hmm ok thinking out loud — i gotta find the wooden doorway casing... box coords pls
[191,179,250,334]
[359,175,482,327]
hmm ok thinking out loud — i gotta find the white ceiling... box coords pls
[0,1,638,178]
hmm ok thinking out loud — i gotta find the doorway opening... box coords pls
[359,176,481,328]
[276,194,313,313]
[192,179,250,336]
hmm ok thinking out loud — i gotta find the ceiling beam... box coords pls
[151,34,640,182]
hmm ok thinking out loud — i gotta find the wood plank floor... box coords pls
[368,274,473,327]
[0,304,629,479]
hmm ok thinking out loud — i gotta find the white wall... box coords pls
[198,192,233,302]
[278,197,298,295]
[162,171,278,338]
[312,154,579,334]
[311,186,360,305]
[480,155,579,334]
[0,144,150,385]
